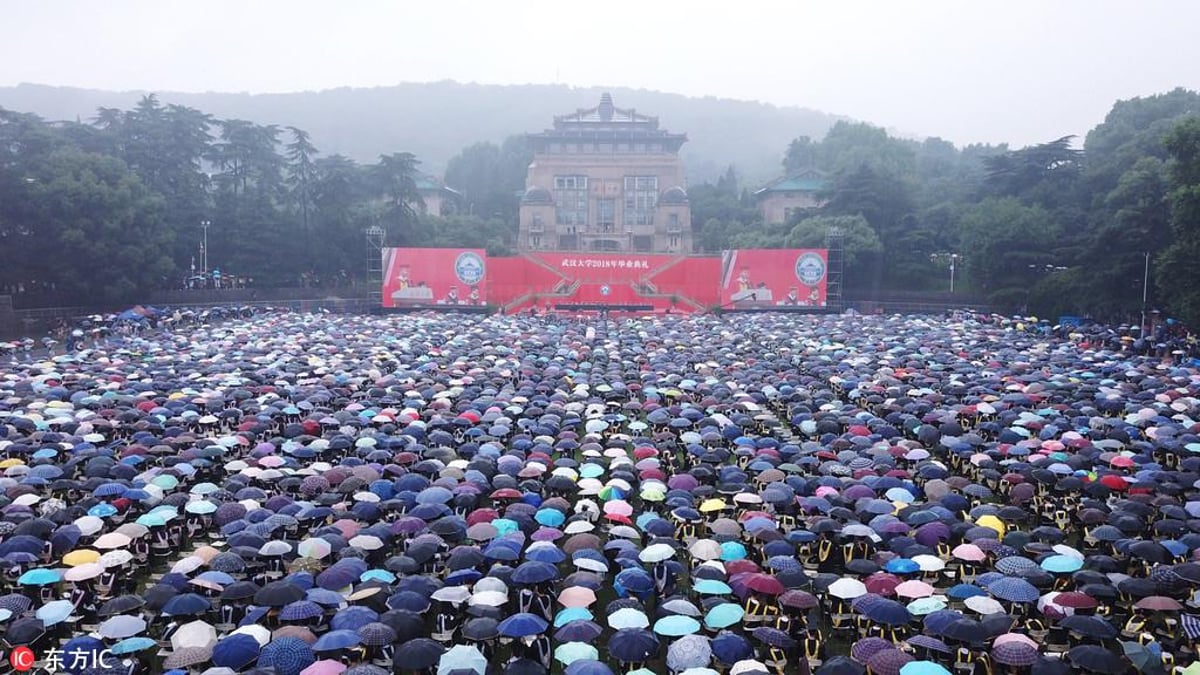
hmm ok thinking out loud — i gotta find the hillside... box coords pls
[0,81,849,184]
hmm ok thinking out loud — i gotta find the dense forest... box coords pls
[0,82,847,184]
[1,88,1200,326]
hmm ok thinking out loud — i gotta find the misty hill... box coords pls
[0,81,848,184]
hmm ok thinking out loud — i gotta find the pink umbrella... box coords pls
[952,544,985,562]
[603,501,633,517]
[558,586,598,608]
[992,633,1038,649]
[300,660,347,675]
[894,580,935,599]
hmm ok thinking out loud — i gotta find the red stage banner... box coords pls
[381,248,488,308]
[532,253,677,281]
[718,249,828,308]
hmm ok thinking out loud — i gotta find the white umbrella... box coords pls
[172,620,217,651]
[639,543,676,563]
[828,578,868,600]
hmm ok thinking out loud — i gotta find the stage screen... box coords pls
[381,247,488,308]
[531,253,678,281]
[718,249,828,308]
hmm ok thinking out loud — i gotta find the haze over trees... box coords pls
[1,86,1199,324]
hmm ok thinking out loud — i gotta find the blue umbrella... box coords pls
[856,597,913,625]
[711,632,753,665]
[885,558,920,574]
[555,619,604,643]
[692,579,733,595]
[526,545,567,564]
[438,644,488,675]
[946,584,986,600]
[35,600,74,627]
[704,603,745,629]
[331,606,379,631]
[110,637,158,656]
[212,634,261,670]
[313,629,362,652]
[553,608,594,628]
[988,577,1039,603]
[566,660,615,675]
[18,568,61,586]
[258,636,316,675]
[653,615,702,636]
[1040,555,1083,573]
[608,628,660,663]
[498,613,549,637]
[616,568,654,593]
[512,561,559,585]
[161,593,212,617]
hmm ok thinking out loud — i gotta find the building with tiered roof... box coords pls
[518,93,692,253]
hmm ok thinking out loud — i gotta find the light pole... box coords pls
[930,252,960,293]
[1141,251,1151,331]
[200,220,211,275]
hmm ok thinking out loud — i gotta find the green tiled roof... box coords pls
[755,171,826,195]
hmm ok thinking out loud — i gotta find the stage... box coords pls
[378,248,832,315]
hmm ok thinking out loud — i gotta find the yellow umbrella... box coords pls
[62,550,101,567]
[976,514,1006,538]
[700,499,727,513]
[0,459,24,469]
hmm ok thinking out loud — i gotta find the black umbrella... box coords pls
[1060,615,1117,639]
[255,581,305,607]
[1066,646,1126,675]
[608,629,659,663]
[394,637,445,670]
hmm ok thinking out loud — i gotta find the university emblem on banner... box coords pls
[454,252,486,285]
[795,252,826,286]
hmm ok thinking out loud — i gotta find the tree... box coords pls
[786,215,881,273]
[16,148,174,301]
[443,135,530,223]
[371,152,422,244]
[1157,117,1200,326]
[959,197,1060,306]
[286,126,319,233]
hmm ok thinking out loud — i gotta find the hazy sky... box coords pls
[4,0,1198,147]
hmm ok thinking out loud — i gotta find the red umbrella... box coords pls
[1133,596,1183,611]
[1053,592,1097,609]
[779,590,818,610]
[744,574,786,596]
[865,573,901,597]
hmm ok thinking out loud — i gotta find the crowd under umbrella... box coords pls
[1,310,1200,673]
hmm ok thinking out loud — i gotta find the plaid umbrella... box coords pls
[991,642,1039,667]
[358,622,397,647]
[163,645,213,669]
[852,638,896,664]
[866,649,914,675]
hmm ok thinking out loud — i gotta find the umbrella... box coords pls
[1066,646,1126,675]
[395,639,447,670]
[654,615,702,636]
[608,629,659,663]
[439,645,488,675]
[498,613,549,638]
[554,642,600,666]
[98,615,147,639]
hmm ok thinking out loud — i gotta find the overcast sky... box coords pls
[3,0,1197,147]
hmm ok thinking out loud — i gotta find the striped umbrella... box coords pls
[991,642,1039,667]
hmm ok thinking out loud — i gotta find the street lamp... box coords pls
[929,252,960,293]
[1141,251,1151,331]
[200,220,211,275]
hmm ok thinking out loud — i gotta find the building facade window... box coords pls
[624,176,658,226]
[555,176,589,227]
[597,199,616,232]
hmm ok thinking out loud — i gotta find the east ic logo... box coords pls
[600,285,612,296]
[454,252,486,285]
[795,252,826,285]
